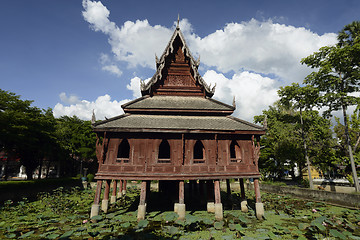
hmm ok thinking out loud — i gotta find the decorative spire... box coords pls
[91,109,96,124]
[232,96,236,109]
[177,14,180,29]
[263,115,268,129]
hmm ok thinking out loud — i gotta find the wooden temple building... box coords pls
[90,21,266,220]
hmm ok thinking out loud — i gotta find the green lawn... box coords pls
[0,185,359,239]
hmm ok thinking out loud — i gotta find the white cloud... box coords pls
[101,64,122,77]
[53,93,129,120]
[203,70,279,121]
[80,1,339,121]
[82,1,337,84]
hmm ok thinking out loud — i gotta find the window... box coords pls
[193,140,205,164]
[116,139,130,163]
[230,140,242,163]
[158,139,171,163]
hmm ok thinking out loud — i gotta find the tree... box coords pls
[301,21,360,191]
[255,102,304,180]
[278,83,320,189]
[0,89,57,180]
[55,116,97,176]
[255,101,335,182]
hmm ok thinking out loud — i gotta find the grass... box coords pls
[0,184,359,239]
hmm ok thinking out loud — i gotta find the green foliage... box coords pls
[86,173,95,182]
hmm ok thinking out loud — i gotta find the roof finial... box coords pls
[177,14,180,29]
[232,96,236,109]
[91,109,96,124]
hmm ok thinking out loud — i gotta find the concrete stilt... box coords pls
[214,203,223,221]
[254,178,264,220]
[207,202,215,213]
[137,181,147,220]
[137,204,146,220]
[239,178,248,212]
[90,204,100,219]
[101,180,111,213]
[214,180,223,220]
[256,202,264,220]
[241,200,248,213]
[101,199,109,213]
[176,181,186,220]
[110,195,116,204]
[176,203,186,220]
[90,180,103,219]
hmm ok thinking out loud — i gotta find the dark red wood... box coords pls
[112,180,117,197]
[139,181,147,205]
[104,180,110,200]
[214,180,221,204]
[254,178,261,203]
[240,178,246,199]
[94,180,103,204]
[119,180,123,193]
[179,181,184,204]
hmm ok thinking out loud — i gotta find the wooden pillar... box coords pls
[254,179,261,203]
[90,180,103,218]
[101,180,111,213]
[240,178,246,199]
[122,180,127,195]
[214,180,223,220]
[146,180,151,199]
[214,180,221,204]
[94,180,103,205]
[240,178,248,212]
[139,181,147,205]
[137,180,147,220]
[254,178,264,219]
[226,179,231,200]
[111,180,117,204]
[179,181,184,204]
[117,180,123,198]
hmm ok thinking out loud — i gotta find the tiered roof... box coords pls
[93,23,265,134]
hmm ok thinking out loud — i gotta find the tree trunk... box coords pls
[342,104,360,192]
[300,108,314,189]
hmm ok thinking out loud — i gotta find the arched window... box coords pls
[158,139,171,163]
[193,140,205,164]
[230,140,242,163]
[117,139,130,163]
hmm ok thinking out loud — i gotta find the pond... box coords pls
[0,185,359,239]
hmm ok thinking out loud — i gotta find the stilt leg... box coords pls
[207,180,215,213]
[101,180,110,213]
[122,180,127,195]
[117,180,123,198]
[214,180,223,221]
[240,178,248,212]
[254,178,264,220]
[175,180,186,220]
[90,180,103,219]
[110,180,117,204]
[226,179,231,201]
[137,181,147,220]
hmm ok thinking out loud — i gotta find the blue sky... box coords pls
[1,0,359,121]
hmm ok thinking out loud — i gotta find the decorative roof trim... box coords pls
[141,23,215,97]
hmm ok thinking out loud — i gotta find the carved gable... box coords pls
[141,26,215,97]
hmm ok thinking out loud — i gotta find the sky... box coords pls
[1,0,359,122]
